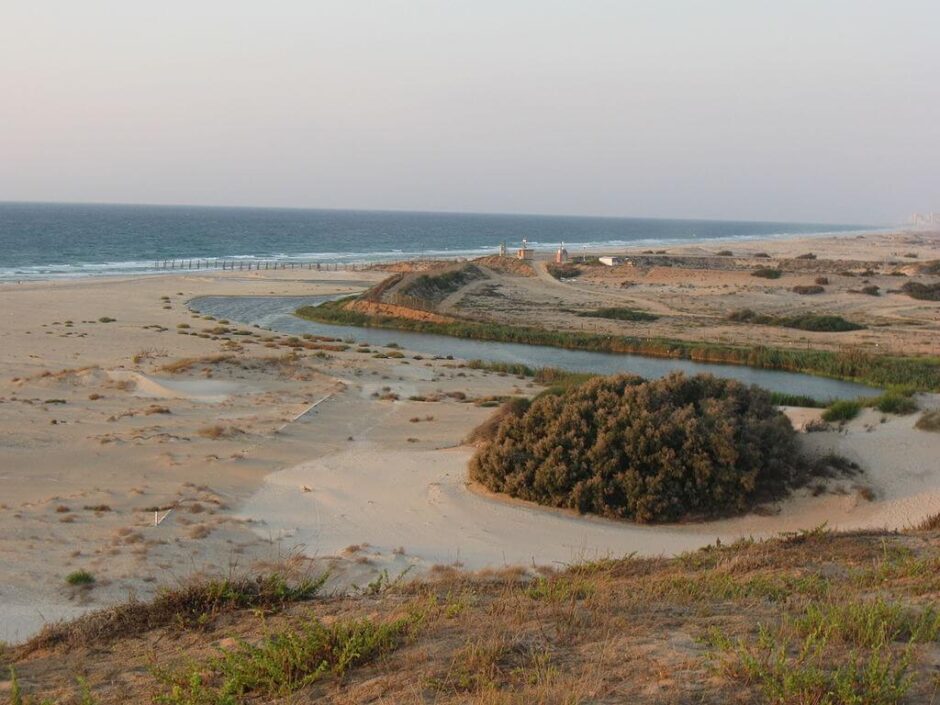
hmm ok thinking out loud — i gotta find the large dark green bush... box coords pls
[470,373,800,523]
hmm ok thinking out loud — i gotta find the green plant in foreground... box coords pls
[822,399,861,423]
[791,599,940,648]
[712,611,918,705]
[66,570,95,586]
[735,632,913,705]
[154,614,417,704]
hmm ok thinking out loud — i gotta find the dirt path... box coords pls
[529,260,685,317]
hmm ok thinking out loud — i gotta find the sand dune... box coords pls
[109,371,248,403]
[239,402,940,574]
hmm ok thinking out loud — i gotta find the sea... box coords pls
[0,201,880,281]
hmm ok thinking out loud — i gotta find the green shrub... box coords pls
[872,390,918,415]
[822,399,862,423]
[66,570,95,586]
[470,373,800,523]
[752,268,782,279]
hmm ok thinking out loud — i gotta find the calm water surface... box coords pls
[191,294,878,400]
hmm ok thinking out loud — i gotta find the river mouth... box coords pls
[190,294,879,401]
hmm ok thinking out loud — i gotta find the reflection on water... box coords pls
[191,295,878,400]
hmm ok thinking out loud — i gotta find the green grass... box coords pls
[154,614,418,704]
[465,359,536,376]
[709,598,929,705]
[822,399,862,423]
[576,307,659,322]
[297,298,940,391]
[66,570,95,586]
[791,599,940,648]
[870,389,918,415]
[768,391,826,408]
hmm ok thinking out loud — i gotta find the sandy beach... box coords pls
[2,230,939,645]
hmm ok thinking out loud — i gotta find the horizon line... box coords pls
[0,198,883,229]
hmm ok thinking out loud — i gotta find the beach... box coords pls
[1,229,938,645]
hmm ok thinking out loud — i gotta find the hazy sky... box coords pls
[1,1,937,224]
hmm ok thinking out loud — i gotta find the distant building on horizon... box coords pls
[598,255,624,266]
[910,212,940,228]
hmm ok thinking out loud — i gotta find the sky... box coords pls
[1,1,937,224]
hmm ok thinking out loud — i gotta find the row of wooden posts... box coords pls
[153,259,369,271]
[152,256,470,272]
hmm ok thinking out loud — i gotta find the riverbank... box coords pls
[294,227,940,391]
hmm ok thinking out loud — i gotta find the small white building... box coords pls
[598,256,624,266]
[516,238,534,260]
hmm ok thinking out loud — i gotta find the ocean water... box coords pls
[0,201,875,280]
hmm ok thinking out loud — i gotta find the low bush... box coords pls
[751,268,782,279]
[716,250,734,257]
[576,307,659,322]
[815,276,829,285]
[66,570,95,586]
[900,281,940,301]
[792,285,825,295]
[471,373,801,523]
[822,399,862,423]
[728,309,864,332]
[795,252,817,260]
[547,263,582,279]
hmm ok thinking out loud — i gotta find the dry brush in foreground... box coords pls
[4,529,940,704]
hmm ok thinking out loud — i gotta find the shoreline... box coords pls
[0,225,909,283]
